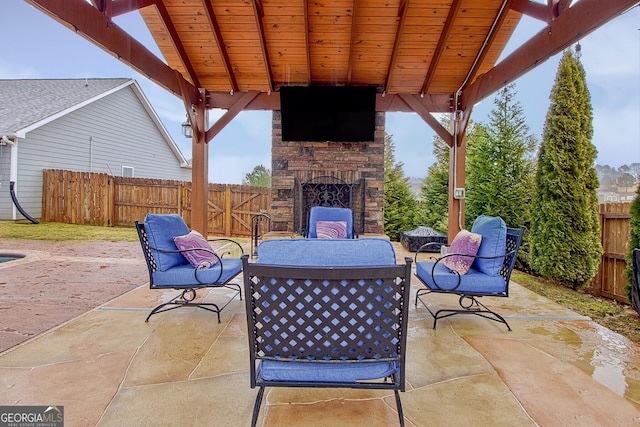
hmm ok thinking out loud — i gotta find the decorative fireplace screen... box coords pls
[294,176,365,235]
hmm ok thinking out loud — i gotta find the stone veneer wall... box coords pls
[271,110,385,234]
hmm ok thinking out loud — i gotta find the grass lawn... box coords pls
[2,220,639,343]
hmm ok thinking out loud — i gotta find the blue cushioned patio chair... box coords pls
[305,206,357,238]
[242,238,412,426]
[414,215,525,331]
[135,214,243,323]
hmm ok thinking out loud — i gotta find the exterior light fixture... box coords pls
[181,118,193,139]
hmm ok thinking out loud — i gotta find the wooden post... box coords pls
[447,118,466,243]
[190,98,209,235]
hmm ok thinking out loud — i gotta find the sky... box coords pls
[1,1,639,183]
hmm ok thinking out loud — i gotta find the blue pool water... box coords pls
[0,254,24,263]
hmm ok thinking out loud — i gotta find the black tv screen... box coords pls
[280,86,376,142]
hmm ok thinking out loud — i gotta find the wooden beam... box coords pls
[190,101,209,236]
[155,1,200,88]
[346,0,359,84]
[398,94,453,147]
[462,2,510,95]
[509,0,549,22]
[110,0,155,17]
[448,140,466,241]
[205,91,262,143]
[26,0,196,98]
[464,0,640,108]
[252,0,274,93]
[384,0,410,94]
[421,0,462,95]
[202,0,239,93]
[304,0,311,85]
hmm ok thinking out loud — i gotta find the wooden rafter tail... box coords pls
[202,0,239,93]
[421,0,463,96]
[155,1,200,89]
[252,0,273,93]
[384,0,410,94]
[345,0,359,85]
[303,0,311,86]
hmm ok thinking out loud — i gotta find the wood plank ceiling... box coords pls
[26,0,640,123]
[140,0,519,97]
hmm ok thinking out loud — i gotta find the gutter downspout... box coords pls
[1,135,38,224]
[1,135,18,183]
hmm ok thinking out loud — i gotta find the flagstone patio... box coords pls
[1,239,639,426]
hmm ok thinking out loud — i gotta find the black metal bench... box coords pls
[242,238,412,426]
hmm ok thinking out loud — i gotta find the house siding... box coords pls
[0,85,190,220]
[0,144,11,219]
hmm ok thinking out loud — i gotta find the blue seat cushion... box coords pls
[256,238,397,266]
[144,214,190,271]
[260,360,399,383]
[151,258,243,287]
[415,261,507,294]
[470,215,507,276]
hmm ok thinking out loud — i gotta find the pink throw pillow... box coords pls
[173,230,219,269]
[443,230,482,274]
[315,221,348,239]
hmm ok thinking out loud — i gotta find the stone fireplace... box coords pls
[270,110,385,235]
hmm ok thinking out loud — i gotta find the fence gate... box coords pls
[593,202,631,303]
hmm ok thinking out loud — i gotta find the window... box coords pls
[122,166,134,178]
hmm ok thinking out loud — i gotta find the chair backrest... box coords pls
[499,227,526,286]
[242,256,412,387]
[135,221,158,284]
[632,249,640,314]
[306,206,354,238]
[135,214,194,279]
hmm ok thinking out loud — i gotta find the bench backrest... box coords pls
[242,255,412,386]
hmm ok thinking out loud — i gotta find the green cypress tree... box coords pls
[624,185,640,303]
[384,133,417,240]
[530,49,602,289]
[465,84,537,228]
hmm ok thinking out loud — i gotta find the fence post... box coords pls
[225,185,232,237]
[178,181,183,216]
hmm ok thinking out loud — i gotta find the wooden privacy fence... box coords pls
[40,169,634,303]
[41,169,271,237]
[592,202,632,303]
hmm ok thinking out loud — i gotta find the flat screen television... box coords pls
[280,86,376,142]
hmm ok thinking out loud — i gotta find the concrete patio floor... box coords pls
[1,239,640,426]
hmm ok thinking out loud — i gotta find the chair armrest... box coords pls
[207,238,245,257]
[414,242,446,263]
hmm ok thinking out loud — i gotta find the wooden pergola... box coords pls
[26,0,640,239]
